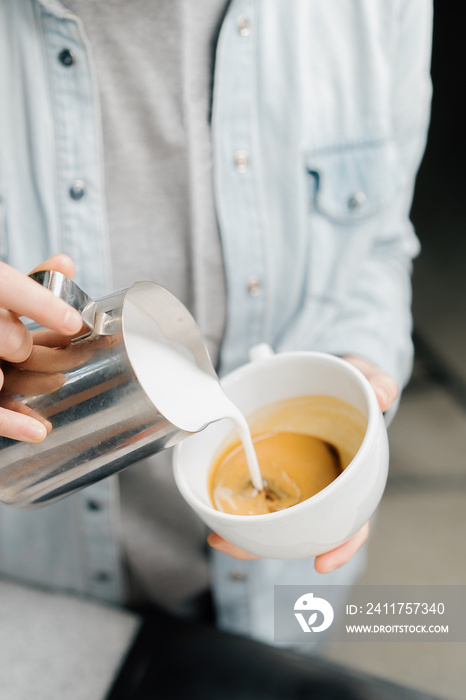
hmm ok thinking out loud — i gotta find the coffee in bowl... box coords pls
[209,394,364,516]
[210,431,341,515]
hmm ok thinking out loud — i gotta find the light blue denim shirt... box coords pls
[0,0,432,634]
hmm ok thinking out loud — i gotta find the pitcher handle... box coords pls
[29,270,96,340]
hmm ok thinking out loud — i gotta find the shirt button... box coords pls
[94,571,111,583]
[235,150,249,173]
[231,570,246,581]
[347,191,366,210]
[69,180,86,200]
[86,499,103,511]
[237,17,251,37]
[58,48,76,67]
[247,276,261,296]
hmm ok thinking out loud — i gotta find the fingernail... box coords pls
[62,309,82,334]
[319,558,336,574]
[378,389,388,408]
[372,382,388,409]
[22,422,47,442]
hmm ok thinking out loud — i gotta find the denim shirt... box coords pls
[0,0,432,614]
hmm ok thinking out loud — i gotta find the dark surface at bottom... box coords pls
[106,608,443,700]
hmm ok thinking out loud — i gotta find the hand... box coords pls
[341,355,398,414]
[208,355,398,572]
[0,255,82,442]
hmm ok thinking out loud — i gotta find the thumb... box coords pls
[342,356,398,413]
[369,373,399,413]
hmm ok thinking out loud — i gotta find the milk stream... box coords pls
[125,333,264,491]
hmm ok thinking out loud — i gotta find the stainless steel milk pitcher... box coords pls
[0,271,218,508]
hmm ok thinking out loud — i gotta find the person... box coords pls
[0,0,432,644]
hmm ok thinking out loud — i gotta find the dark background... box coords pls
[410,2,466,387]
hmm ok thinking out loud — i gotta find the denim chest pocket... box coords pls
[306,137,403,223]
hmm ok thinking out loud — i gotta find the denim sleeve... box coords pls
[289,1,433,392]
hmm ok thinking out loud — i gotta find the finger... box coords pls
[14,343,92,372]
[314,521,370,574]
[0,393,52,434]
[368,374,398,413]
[0,402,48,442]
[342,356,399,412]
[2,367,66,396]
[0,309,33,362]
[32,330,71,348]
[207,532,260,560]
[0,260,82,335]
[29,254,76,280]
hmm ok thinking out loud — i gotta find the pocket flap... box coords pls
[306,138,403,223]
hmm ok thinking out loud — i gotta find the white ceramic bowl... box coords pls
[173,347,389,559]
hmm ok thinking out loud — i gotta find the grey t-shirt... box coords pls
[63,0,229,609]
[65,0,227,363]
